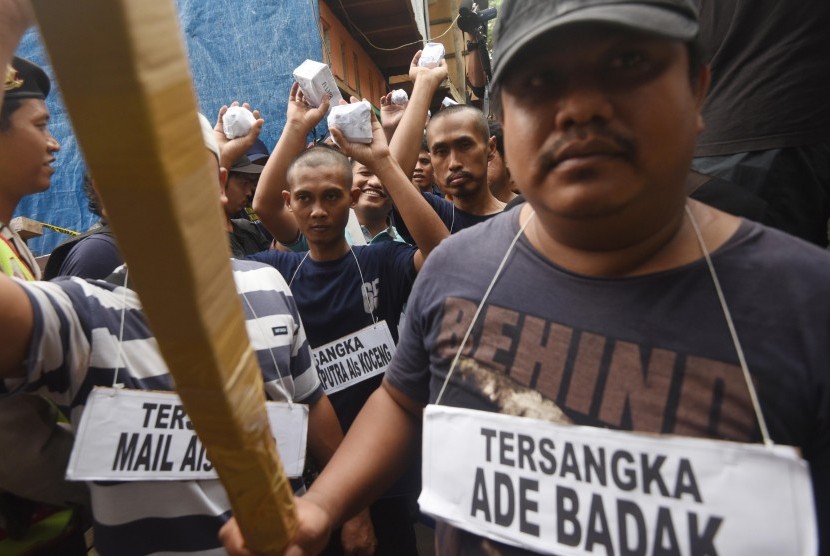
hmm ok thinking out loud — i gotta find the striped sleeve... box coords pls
[8,278,163,413]
[9,279,95,407]
[231,260,322,404]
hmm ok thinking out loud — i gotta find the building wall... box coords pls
[319,2,387,108]
[428,0,466,100]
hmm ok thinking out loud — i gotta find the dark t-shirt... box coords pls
[248,243,417,431]
[46,228,123,280]
[228,218,272,258]
[694,0,830,155]
[388,209,830,554]
[393,192,499,244]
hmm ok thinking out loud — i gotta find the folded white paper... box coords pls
[222,106,256,139]
[293,60,343,108]
[327,101,373,144]
[419,42,445,68]
[390,89,409,105]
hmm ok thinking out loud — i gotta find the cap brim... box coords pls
[492,4,698,85]
[230,163,264,174]
[247,153,269,164]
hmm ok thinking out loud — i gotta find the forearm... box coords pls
[306,395,343,467]
[303,383,421,526]
[381,116,398,145]
[389,75,443,180]
[373,157,448,255]
[252,123,307,242]
[464,31,486,91]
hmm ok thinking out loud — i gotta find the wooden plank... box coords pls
[30,0,296,552]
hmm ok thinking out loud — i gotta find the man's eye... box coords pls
[611,51,648,70]
[526,71,557,88]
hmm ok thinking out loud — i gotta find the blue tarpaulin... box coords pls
[14,0,325,256]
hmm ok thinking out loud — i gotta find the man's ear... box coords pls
[218,167,229,204]
[281,189,293,212]
[486,135,497,162]
[693,65,711,134]
[349,186,361,207]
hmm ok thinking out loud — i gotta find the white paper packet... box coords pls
[293,60,343,108]
[419,42,445,68]
[327,101,373,144]
[390,89,409,105]
[222,106,256,139]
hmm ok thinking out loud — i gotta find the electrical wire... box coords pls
[336,0,461,52]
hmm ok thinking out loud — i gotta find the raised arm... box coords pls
[331,103,448,271]
[252,84,330,244]
[379,92,405,144]
[212,101,265,171]
[388,51,448,180]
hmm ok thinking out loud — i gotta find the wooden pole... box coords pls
[31,0,297,552]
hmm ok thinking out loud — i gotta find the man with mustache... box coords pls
[223,0,830,553]
[0,53,92,553]
[394,105,505,242]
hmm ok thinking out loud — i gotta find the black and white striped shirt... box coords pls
[7,259,320,555]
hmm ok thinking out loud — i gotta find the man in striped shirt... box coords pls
[0,112,373,554]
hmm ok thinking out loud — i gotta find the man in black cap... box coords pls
[1,55,60,279]
[223,154,270,257]
[222,1,829,554]
[0,55,90,553]
[211,103,273,256]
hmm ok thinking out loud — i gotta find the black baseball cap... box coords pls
[4,56,51,100]
[230,155,264,175]
[245,139,270,165]
[491,0,699,86]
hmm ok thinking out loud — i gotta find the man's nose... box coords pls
[310,203,327,218]
[448,149,463,170]
[47,133,60,152]
[554,81,614,131]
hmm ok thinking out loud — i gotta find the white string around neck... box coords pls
[685,204,772,447]
[435,211,535,404]
[288,246,379,325]
[436,205,774,449]
[112,267,130,389]
[112,265,295,408]
[240,291,294,407]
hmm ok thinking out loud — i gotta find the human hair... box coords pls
[491,36,706,119]
[82,173,104,218]
[685,37,704,87]
[420,137,429,153]
[286,145,353,191]
[427,104,490,147]
[0,98,22,132]
[487,119,504,158]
